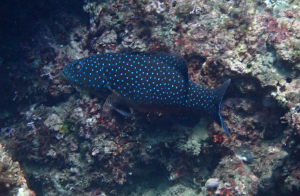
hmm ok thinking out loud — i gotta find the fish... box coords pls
[60,53,231,136]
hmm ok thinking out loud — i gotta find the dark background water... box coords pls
[0,0,88,110]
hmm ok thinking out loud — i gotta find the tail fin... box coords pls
[213,79,231,136]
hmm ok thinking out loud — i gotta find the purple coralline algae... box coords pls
[1,0,300,195]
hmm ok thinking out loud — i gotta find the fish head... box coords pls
[60,56,111,96]
[60,58,86,86]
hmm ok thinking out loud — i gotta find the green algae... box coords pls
[56,119,73,136]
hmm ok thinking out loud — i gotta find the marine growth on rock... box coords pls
[0,0,300,195]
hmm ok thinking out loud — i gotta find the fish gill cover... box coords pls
[60,53,231,135]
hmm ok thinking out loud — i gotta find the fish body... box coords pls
[60,53,231,136]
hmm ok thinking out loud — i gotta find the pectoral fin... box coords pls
[103,92,131,116]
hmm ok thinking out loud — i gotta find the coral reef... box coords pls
[0,143,35,196]
[1,0,300,195]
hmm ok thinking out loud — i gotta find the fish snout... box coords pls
[59,70,68,80]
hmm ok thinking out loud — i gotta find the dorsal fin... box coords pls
[148,53,190,96]
[166,53,190,98]
[120,52,189,80]
[120,52,190,96]
[155,53,188,80]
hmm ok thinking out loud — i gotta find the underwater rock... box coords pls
[205,178,219,189]
[235,146,254,163]
[0,143,35,196]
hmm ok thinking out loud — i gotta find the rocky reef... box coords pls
[1,0,300,195]
[0,143,35,196]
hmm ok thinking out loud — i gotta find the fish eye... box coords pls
[74,62,82,71]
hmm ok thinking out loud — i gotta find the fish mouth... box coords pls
[59,70,68,81]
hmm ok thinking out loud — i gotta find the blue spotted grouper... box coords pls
[60,53,231,136]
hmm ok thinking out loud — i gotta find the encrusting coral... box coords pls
[0,143,35,196]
